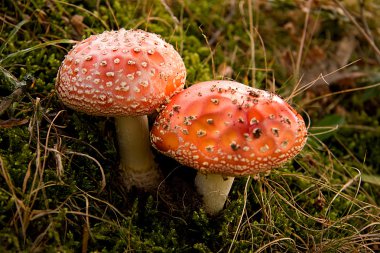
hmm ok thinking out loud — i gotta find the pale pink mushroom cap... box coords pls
[151,80,308,176]
[56,29,186,116]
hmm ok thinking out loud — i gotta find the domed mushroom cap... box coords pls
[151,80,307,176]
[56,29,186,116]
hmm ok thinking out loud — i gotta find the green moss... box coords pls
[1,0,380,251]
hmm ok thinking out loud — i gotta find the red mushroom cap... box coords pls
[56,29,186,116]
[151,80,307,176]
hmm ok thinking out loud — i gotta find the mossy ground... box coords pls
[1,0,380,252]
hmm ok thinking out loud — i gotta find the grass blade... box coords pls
[0,39,76,64]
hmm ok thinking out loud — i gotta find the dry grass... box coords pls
[1,0,380,251]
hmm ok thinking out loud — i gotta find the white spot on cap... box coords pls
[250,117,258,125]
[205,146,214,152]
[281,140,289,148]
[211,98,219,104]
[196,130,206,137]
[272,128,279,137]
[260,145,270,153]
[127,74,134,80]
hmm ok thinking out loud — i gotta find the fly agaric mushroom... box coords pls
[56,29,186,191]
[151,80,307,214]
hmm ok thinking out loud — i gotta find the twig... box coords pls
[209,0,236,45]
[304,81,380,105]
[65,150,107,192]
[248,0,256,88]
[159,0,179,26]
[228,176,251,253]
[295,0,314,83]
[199,26,216,79]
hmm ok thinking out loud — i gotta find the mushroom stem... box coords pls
[115,116,161,191]
[194,173,235,215]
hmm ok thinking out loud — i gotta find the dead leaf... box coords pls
[71,14,86,37]
[0,88,25,116]
[283,22,297,37]
[0,118,29,128]
[217,63,233,78]
[300,35,360,89]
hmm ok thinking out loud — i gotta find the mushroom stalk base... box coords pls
[195,173,235,215]
[115,116,161,191]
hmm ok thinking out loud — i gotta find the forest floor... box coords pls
[0,0,380,252]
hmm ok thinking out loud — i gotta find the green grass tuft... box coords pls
[1,0,380,251]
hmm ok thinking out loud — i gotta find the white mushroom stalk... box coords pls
[151,80,307,214]
[194,173,234,215]
[115,116,160,189]
[55,29,186,191]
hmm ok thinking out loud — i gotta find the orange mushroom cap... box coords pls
[56,29,186,116]
[151,80,307,176]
